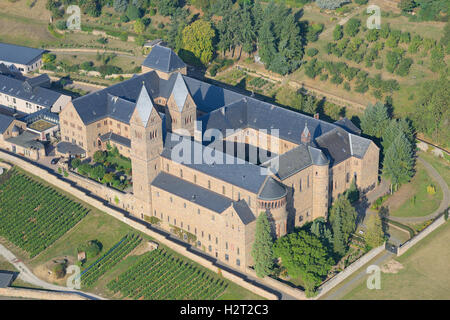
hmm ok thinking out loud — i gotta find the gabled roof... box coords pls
[0,113,15,134]
[142,45,186,73]
[0,74,62,109]
[0,271,14,288]
[0,43,45,65]
[232,200,256,225]
[24,74,51,90]
[334,117,361,135]
[316,127,352,165]
[349,133,372,158]
[161,133,267,194]
[99,132,131,148]
[171,73,189,112]
[135,85,157,127]
[151,171,233,213]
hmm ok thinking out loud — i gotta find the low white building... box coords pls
[0,43,45,74]
[0,74,71,114]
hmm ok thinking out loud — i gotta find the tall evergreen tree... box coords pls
[360,102,390,138]
[381,118,414,153]
[382,132,415,192]
[329,195,358,257]
[251,212,274,278]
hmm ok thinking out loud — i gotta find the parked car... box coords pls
[51,158,60,165]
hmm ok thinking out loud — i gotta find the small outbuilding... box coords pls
[0,271,15,288]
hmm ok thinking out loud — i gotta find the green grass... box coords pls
[389,162,443,218]
[419,151,450,188]
[343,221,450,299]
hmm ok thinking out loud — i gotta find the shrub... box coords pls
[427,184,436,195]
[56,20,67,30]
[53,263,66,279]
[307,48,319,57]
[71,158,81,169]
[78,240,102,259]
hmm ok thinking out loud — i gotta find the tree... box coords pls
[251,212,274,278]
[360,102,390,138]
[411,77,450,146]
[382,132,415,192]
[93,150,107,163]
[90,165,106,181]
[329,195,358,257]
[398,0,416,13]
[156,0,180,16]
[82,0,101,17]
[382,118,415,153]
[134,19,145,34]
[273,230,334,296]
[333,25,343,41]
[182,20,215,65]
[344,18,361,37]
[71,158,81,169]
[102,172,115,184]
[126,4,142,20]
[113,0,128,13]
[364,214,384,248]
[302,95,317,114]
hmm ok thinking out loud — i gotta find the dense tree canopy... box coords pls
[328,195,358,257]
[273,230,334,296]
[360,102,390,138]
[182,19,215,65]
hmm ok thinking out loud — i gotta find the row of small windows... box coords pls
[153,210,240,257]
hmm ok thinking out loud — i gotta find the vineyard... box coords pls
[81,233,141,288]
[0,169,89,257]
[107,249,228,300]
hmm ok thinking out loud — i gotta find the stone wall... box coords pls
[0,287,86,300]
[397,215,447,256]
[0,150,277,300]
[246,268,308,300]
[315,243,386,299]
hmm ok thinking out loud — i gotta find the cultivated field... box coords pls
[0,166,262,300]
[0,169,89,258]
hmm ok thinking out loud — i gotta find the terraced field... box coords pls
[107,249,228,300]
[0,169,88,257]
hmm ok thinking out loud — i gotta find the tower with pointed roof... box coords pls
[130,85,163,218]
[165,73,197,136]
[301,122,311,144]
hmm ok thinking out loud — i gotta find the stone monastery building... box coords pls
[59,45,379,271]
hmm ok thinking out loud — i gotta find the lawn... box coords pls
[386,162,443,218]
[343,221,450,299]
[419,151,450,188]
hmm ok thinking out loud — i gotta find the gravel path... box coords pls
[0,243,105,300]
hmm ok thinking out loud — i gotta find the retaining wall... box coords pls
[397,215,447,256]
[315,243,386,299]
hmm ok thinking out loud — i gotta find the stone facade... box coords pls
[57,49,379,271]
